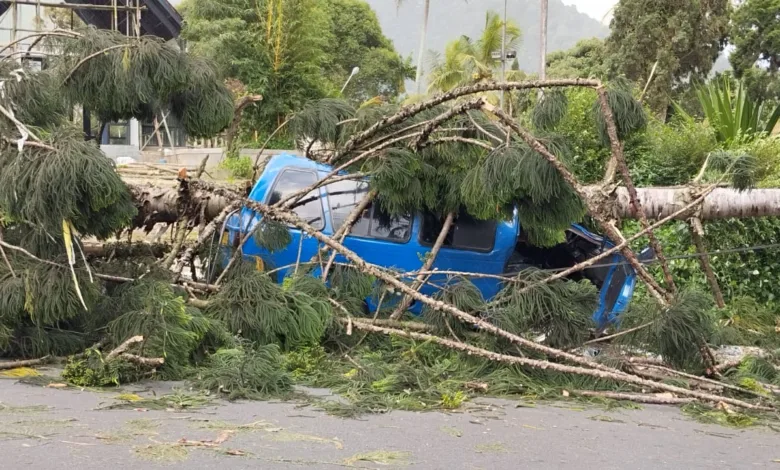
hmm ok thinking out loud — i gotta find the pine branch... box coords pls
[327,78,600,164]
[424,136,494,150]
[413,98,485,150]
[0,29,80,56]
[120,353,164,367]
[0,355,52,370]
[105,335,143,361]
[0,229,16,278]
[689,217,725,308]
[62,43,137,84]
[642,363,767,399]
[177,200,242,277]
[569,390,695,405]
[339,318,771,411]
[483,102,671,306]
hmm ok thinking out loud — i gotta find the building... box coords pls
[0,0,196,161]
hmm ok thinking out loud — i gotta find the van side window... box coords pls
[370,204,411,242]
[326,179,371,236]
[420,208,497,252]
[267,169,325,229]
[325,180,411,242]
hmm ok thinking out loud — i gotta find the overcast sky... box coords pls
[561,0,617,23]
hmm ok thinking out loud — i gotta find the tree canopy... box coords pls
[426,10,522,93]
[606,0,730,117]
[545,38,608,80]
[180,0,411,132]
[730,0,780,76]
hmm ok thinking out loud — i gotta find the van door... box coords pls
[321,177,415,308]
[414,209,516,311]
[239,167,327,280]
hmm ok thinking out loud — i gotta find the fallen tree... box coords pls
[125,183,780,230]
[0,29,777,417]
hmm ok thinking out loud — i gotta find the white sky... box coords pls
[561,0,618,23]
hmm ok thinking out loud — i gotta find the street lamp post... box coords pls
[341,66,360,94]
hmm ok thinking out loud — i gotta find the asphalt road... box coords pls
[0,373,778,469]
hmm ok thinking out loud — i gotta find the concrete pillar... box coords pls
[129,118,140,148]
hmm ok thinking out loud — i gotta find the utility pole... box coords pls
[500,0,507,110]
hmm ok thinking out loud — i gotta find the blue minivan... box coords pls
[218,154,649,331]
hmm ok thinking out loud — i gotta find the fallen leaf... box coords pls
[465,382,488,392]
[561,390,570,397]
[214,430,234,444]
[0,367,41,378]
[716,402,735,415]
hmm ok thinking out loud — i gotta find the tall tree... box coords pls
[181,0,408,132]
[396,0,431,94]
[730,0,780,76]
[539,0,548,80]
[322,0,413,103]
[546,38,608,79]
[606,0,730,118]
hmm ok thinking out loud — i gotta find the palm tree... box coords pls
[426,11,521,93]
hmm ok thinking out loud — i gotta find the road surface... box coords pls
[0,372,777,469]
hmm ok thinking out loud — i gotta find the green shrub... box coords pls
[219,155,254,179]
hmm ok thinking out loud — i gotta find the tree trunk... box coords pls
[126,184,780,232]
[600,187,780,220]
[414,0,430,94]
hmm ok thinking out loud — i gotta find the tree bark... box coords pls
[596,187,780,220]
[0,355,51,370]
[125,183,780,229]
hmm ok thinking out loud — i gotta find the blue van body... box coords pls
[220,154,646,330]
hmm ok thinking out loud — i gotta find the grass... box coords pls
[474,442,508,454]
[133,443,189,462]
[681,403,760,428]
[266,430,343,449]
[440,425,463,437]
[99,391,213,410]
[0,403,49,413]
[0,367,41,378]
[344,450,413,466]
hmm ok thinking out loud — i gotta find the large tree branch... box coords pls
[597,88,677,294]
[483,102,671,305]
[327,79,600,164]
[340,318,771,411]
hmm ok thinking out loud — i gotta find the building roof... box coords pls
[0,0,181,40]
